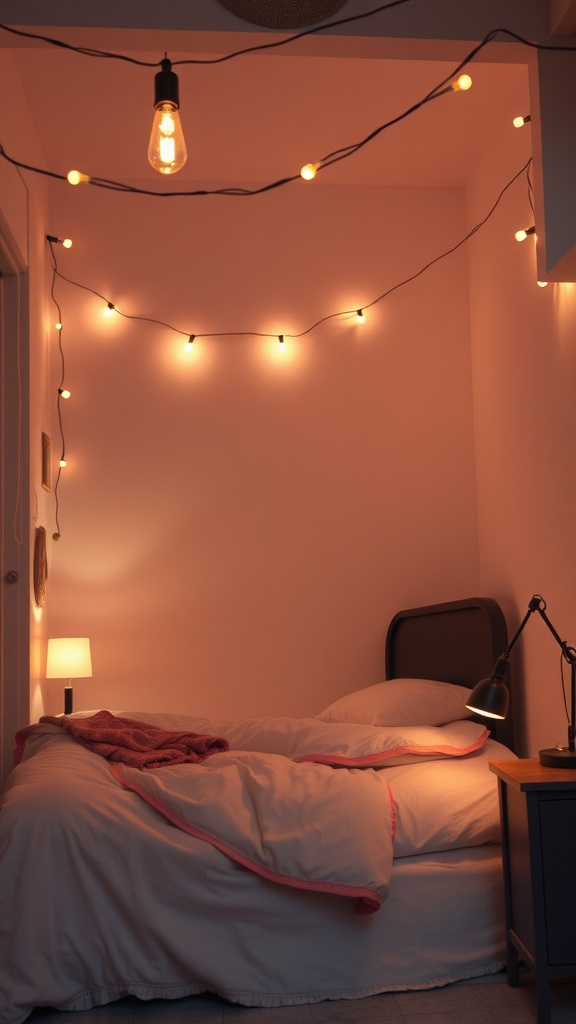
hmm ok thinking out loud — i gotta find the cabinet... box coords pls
[490,759,576,1024]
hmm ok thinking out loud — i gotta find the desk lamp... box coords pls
[466,595,576,767]
[46,637,92,715]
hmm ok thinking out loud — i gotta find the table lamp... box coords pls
[46,637,92,715]
[466,595,576,767]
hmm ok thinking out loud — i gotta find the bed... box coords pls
[0,596,517,1023]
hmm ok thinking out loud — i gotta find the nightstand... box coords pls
[490,759,576,1024]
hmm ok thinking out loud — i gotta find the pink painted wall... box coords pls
[44,179,480,718]
[467,108,576,757]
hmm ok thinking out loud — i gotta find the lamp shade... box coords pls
[466,675,509,720]
[46,637,92,679]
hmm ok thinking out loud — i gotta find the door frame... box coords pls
[0,215,29,788]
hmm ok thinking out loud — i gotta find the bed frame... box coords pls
[385,596,515,752]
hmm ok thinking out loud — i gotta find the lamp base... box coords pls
[539,746,576,768]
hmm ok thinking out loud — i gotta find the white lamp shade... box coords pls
[46,637,92,678]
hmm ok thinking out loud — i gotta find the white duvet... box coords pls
[0,712,515,1023]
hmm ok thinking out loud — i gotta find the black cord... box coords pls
[47,238,66,538]
[0,2,414,66]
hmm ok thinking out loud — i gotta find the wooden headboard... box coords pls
[385,596,515,751]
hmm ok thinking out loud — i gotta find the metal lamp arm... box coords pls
[490,595,544,681]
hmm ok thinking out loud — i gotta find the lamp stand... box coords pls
[539,660,576,767]
[64,682,73,715]
[539,747,576,767]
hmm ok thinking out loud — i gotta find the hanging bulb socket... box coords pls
[148,58,188,175]
[154,58,180,110]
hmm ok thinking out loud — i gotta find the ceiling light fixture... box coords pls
[148,58,187,176]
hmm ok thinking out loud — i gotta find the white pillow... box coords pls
[316,678,473,728]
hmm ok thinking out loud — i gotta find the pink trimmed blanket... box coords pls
[15,710,229,769]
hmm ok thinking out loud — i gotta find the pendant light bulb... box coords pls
[148,58,187,175]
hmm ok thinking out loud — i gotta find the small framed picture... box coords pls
[41,432,52,491]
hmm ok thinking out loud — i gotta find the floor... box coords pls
[26,972,576,1024]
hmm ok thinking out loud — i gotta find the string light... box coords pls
[46,234,73,248]
[58,388,71,399]
[452,74,472,91]
[278,335,286,350]
[103,302,116,317]
[515,225,536,241]
[67,170,90,185]
[356,309,366,323]
[513,114,531,128]
[0,34,483,200]
[537,280,549,288]
[300,162,321,181]
[45,159,532,352]
[55,321,63,331]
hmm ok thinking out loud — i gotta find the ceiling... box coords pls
[7,21,529,190]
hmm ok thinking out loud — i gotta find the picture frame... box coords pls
[41,432,52,491]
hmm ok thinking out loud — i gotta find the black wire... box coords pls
[314,157,533,330]
[47,238,66,538]
[0,2,413,66]
[50,261,194,340]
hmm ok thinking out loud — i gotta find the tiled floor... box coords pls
[25,972,576,1024]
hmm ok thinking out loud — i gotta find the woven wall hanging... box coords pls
[217,0,348,29]
[34,525,48,607]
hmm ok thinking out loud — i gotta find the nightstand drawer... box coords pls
[544,878,576,964]
[540,798,576,877]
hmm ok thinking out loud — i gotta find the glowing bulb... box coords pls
[515,226,536,242]
[186,335,195,348]
[452,74,472,92]
[148,59,187,175]
[300,162,320,181]
[356,309,366,324]
[278,335,286,350]
[59,457,67,468]
[103,302,115,318]
[537,280,548,288]
[513,115,531,128]
[67,170,89,185]
[46,234,73,247]
[55,322,63,331]
[58,388,71,399]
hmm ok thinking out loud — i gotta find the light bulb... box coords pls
[55,322,63,331]
[59,457,67,468]
[513,115,531,128]
[278,335,286,350]
[537,280,548,288]
[59,388,71,399]
[103,302,115,318]
[67,170,89,185]
[515,226,536,242]
[46,234,73,247]
[300,162,320,181]
[452,74,472,92]
[148,59,187,175]
[356,309,366,324]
